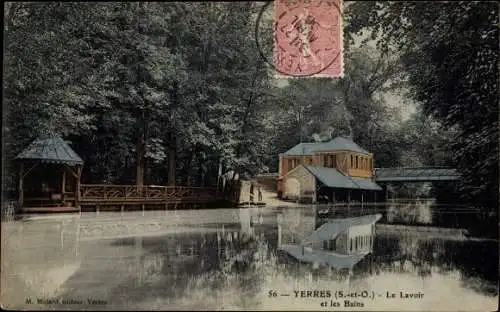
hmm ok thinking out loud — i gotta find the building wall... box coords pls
[282,165,316,200]
[311,151,344,170]
[312,230,349,254]
[311,150,374,178]
[336,152,350,174]
[336,231,349,254]
[279,155,313,177]
[346,152,373,178]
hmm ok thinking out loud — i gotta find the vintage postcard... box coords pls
[2,1,498,311]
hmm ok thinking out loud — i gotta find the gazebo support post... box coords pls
[76,166,82,210]
[18,162,24,210]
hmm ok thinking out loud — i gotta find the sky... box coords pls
[272,41,417,122]
[259,1,417,122]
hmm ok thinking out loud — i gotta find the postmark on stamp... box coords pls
[272,0,343,78]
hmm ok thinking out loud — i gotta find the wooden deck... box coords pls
[21,184,231,213]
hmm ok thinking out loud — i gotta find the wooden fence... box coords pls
[79,184,220,203]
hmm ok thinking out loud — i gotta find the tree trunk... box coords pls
[18,162,24,209]
[167,79,180,187]
[168,132,176,186]
[136,135,144,187]
[198,161,204,187]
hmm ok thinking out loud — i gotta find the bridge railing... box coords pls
[79,184,220,202]
[373,167,461,182]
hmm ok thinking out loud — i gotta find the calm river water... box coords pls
[1,207,498,311]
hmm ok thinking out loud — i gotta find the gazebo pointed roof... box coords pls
[15,135,84,166]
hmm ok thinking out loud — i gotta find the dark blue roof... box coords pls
[305,166,359,189]
[303,165,382,191]
[16,136,83,166]
[282,137,370,156]
[350,177,382,191]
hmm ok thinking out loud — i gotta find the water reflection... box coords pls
[4,207,498,310]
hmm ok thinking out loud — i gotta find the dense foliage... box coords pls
[3,2,498,213]
[346,1,499,210]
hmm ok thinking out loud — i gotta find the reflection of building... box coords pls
[276,137,382,204]
[278,213,382,270]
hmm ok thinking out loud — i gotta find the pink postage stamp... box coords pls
[273,0,343,78]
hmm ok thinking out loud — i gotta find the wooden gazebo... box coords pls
[15,135,83,213]
[14,135,232,214]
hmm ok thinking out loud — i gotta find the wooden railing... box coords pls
[79,184,220,202]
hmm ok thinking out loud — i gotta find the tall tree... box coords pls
[4,2,274,190]
[346,1,499,209]
[266,47,407,170]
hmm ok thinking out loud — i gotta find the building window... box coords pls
[356,156,359,169]
[332,155,336,168]
[355,236,358,250]
[349,238,353,252]
[323,155,328,167]
[288,159,293,170]
[351,155,353,168]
